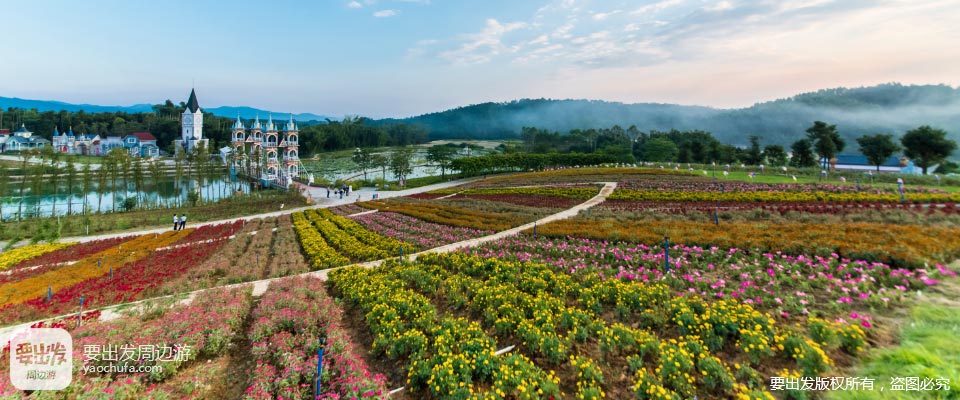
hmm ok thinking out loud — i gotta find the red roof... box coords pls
[130,132,157,141]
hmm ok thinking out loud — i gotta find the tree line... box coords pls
[2,105,428,155]
[509,122,956,174]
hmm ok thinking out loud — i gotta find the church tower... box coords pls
[176,89,208,154]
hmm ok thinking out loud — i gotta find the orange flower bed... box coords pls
[0,229,193,306]
[533,218,960,267]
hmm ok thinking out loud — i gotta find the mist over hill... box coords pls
[371,83,960,146]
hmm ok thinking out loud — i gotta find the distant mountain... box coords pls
[371,83,960,147]
[0,96,330,122]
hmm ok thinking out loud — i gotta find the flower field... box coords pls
[351,211,493,249]
[357,199,528,231]
[530,218,960,268]
[0,222,243,325]
[608,189,960,204]
[293,209,412,265]
[600,199,960,218]
[464,235,957,325]
[0,237,133,285]
[245,276,388,399]
[330,252,861,399]
[0,242,75,271]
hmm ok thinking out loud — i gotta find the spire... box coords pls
[53,126,59,136]
[267,113,274,131]
[286,113,296,131]
[67,126,74,136]
[186,88,200,113]
[253,114,261,129]
[233,113,244,130]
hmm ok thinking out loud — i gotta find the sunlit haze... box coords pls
[3,0,959,117]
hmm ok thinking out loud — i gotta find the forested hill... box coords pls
[371,83,960,146]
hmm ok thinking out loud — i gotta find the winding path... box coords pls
[0,182,616,344]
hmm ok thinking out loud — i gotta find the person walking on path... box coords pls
[326,187,330,198]
[180,214,187,230]
[173,214,180,231]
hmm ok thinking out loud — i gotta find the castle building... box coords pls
[230,113,301,184]
[174,89,209,154]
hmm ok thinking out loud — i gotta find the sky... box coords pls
[2,0,959,118]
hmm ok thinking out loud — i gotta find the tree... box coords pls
[762,145,788,167]
[371,154,389,182]
[744,136,763,165]
[148,159,163,208]
[805,121,845,169]
[132,156,145,208]
[389,147,415,184]
[106,147,126,212]
[426,145,457,178]
[901,125,957,175]
[856,134,901,172]
[640,137,678,162]
[17,149,33,220]
[352,147,372,181]
[81,163,93,214]
[96,159,108,212]
[64,158,77,215]
[790,139,817,168]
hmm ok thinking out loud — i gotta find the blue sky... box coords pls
[2,0,958,118]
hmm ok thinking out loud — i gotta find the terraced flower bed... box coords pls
[464,235,957,325]
[330,253,868,399]
[0,242,75,271]
[0,223,243,325]
[0,237,132,285]
[351,211,493,249]
[531,218,960,268]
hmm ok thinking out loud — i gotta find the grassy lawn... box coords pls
[829,300,960,399]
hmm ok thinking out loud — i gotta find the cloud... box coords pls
[373,9,397,17]
[630,0,684,16]
[591,10,621,20]
[439,19,527,65]
[347,1,363,8]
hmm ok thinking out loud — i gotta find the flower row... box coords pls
[291,212,350,269]
[532,218,960,268]
[429,186,600,199]
[614,175,943,194]
[358,200,521,231]
[0,242,75,271]
[244,276,388,400]
[329,262,562,399]
[351,211,493,250]
[315,208,411,255]
[303,210,390,261]
[608,189,960,204]
[464,235,958,326]
[331,252,858,398]
[0,229,193,309]
[0,222,243,325]
[599,199,958,216]
[0,236,132,285]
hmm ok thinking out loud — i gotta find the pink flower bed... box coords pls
[351,211,493,250]
[245,276,388,400]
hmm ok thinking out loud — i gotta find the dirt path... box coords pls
[0,182,615,342]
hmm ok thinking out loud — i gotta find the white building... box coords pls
[174,89,209,154]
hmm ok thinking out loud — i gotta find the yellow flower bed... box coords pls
[0,242,75,271]
[0,230,192,306]
[315,209,413,254]
[291,212,350,269]
[533,218,960,267]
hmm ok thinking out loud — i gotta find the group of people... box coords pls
[326,184,352,199]
[173,214,188,231]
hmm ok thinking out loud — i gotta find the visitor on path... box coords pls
[180,214,187,230]
[173,214,180,231]
[326,187,330,198]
